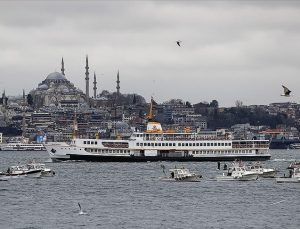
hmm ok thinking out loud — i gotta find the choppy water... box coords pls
[0,150,299,229]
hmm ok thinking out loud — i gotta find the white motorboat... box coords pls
[0,164,42,179]
[247,162,277,178]
[216,162,258,181]
[159,167,202,182]
[287,161,300,169]
[26,161,55,177]
[276,167,300,183]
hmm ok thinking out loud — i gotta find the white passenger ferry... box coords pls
[0,143,45,151]
[44,98,271,162]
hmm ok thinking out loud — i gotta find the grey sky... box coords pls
[0,0,300,107]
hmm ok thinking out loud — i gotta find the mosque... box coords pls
[30,56,99,108]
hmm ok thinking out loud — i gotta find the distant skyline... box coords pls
[0,0,300,107]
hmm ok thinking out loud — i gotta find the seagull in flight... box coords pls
[78,202,87,215]
[176,40,182,47]
[281,85,292,97]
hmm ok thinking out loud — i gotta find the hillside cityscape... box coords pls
[0,57,299,149]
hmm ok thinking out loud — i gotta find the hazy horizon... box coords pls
[1,0,300,107]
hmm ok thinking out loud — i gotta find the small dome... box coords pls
[116,121,130,130]
[46,72,67,81]
[38,84,49,90]
[62,88,69,93]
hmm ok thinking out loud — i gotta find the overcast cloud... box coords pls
[0,0,300,107]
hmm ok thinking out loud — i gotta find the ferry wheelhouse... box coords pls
[44,98,271,162]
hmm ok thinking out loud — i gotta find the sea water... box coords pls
[0,150,299,229]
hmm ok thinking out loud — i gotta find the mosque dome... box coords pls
[45,72,67,81]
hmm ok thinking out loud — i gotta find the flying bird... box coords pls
[176,40,182,47]
[281,85,291,97]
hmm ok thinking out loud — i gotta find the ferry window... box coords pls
[158,143,161,146]
[151,143,154,146]
[196,143,199,146]
[228,143,232,146]
[137,143,139,146]
[207,143,210,146]
[162,143,165,146]
[218,143,221,146]
[178,143,181,146]
[92,141,94,144]
[189,143,192,146]
[87,141,90,144]
[155,143,157,146]
[95,142,98,145]
[173,143,176,146]
[185,143,188,146]
[147,143,150,146]
[84,141,86,144]
[214,143,217,146]
[221,143,224,146]
[144,143,147,146]
[203,143,206,146]
[193,143,195,146]
[200,143,202,146]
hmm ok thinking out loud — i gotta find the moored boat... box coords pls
[247,162,277,178]
[159,167,202,182]
[216,161,259,181]
[276,166,300,183]
[0,164,42,179]
[26,161,55,177]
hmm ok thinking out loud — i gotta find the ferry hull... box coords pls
[62,154,271,162]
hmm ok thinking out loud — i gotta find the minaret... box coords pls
[116,70,120,96]
[22,89,26,138]
[61,57,65,75]
[85,55,89,104]
[2,90,7,106]
[93,72,97,98]
[22,111,26,138]
[22,89,26,105]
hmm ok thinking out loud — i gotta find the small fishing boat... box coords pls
[0,164,42,179]
[216,161,258,181]
[159,167,202,182]
[247,162,277,178]
[26,161,55,177]
[287,161,300,169]
[276,167,300,183]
